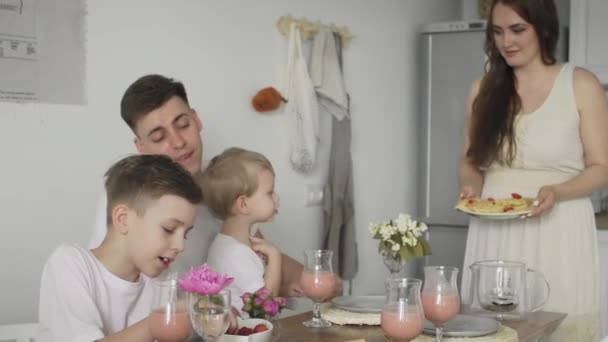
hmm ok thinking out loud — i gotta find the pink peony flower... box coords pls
[178,264,234,295]
[263,299,280,316]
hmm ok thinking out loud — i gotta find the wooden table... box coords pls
[274,311,566,342]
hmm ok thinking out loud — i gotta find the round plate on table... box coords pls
[331,295,385,313]
[423,314,500,337]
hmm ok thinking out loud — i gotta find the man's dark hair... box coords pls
[120,74,190,131]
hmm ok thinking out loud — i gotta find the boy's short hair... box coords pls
[105,154,202,224]
[201,147,274,220]
[120,74,189,131]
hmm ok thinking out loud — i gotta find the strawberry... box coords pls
[511,193,522,199]
[253,324,269,333]
[467,199,476,204]
[237,327,254,336]
[488,197,495,202]
[503,206,514,212]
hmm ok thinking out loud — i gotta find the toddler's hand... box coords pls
[250,236,281,261]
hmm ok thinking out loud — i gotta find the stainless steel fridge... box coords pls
[418,21,487,288]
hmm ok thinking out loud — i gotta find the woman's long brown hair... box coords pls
[467,0,559,167]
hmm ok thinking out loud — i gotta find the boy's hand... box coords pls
[250,236,281,261]
[226,306,242,334]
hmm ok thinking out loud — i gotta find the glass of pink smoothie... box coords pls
[381,278,424,341]
[149,279,193,342]
[300,249,339,328]
[421,266,460,342]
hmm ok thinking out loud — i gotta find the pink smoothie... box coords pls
[421,292,460,325]
[299,270,337,302]
[149,309,192,342]
[381,307,424,341]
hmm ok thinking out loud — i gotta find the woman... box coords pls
[459,0,608,340]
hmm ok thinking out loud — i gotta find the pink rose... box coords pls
[273,296,288,308]
[178,264,234,295]
[240,292,252,304]
[263,299,280,316]
[254,296,265,306]
[257,287,271,300]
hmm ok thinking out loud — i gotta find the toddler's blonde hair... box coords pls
[201,147,274,220]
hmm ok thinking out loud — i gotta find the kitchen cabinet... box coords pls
[598,229,608,337]
[570,0,608,83]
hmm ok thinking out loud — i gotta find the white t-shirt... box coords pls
[88,192,220,271]
[206,234,266,310]
[37,243,155,342]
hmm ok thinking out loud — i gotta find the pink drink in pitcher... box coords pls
[421,291,460,326]
[300,270,337,302]
[381,306,424,341]
[149,309,192,342]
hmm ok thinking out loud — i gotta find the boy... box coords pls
[202,148,282,304]
[37,154,202,341]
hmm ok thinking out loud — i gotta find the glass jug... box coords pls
[468,260,550,320]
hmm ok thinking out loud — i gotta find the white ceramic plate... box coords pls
[423,314,500,337]
[331,295,385,313]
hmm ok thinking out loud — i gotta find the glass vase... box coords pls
[383,252,407,278]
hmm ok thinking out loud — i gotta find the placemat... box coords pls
[321,305,519,341]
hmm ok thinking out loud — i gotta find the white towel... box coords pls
[284,22,319,174]
[311,27,349,121]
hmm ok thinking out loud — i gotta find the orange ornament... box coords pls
[252,87,286,112]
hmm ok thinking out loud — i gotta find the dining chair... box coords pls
[0,322,38,342]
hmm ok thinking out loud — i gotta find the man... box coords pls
[88,74,307,296]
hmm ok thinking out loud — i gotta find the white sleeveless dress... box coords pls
[461,63,600,341]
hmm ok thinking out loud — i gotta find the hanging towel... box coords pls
[322,32,357,282]
[323,115,357,281]
[284,22,319,173]
[311,27,349,121]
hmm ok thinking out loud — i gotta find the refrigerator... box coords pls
[418,21,487,288]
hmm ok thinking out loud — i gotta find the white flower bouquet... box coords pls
[369,213,432,264]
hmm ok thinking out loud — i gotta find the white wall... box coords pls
[0,0,459,324]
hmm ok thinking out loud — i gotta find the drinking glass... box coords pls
[422,266,460,342]
[381,278,424,342]
[188,290,231,342]
[300,249,339,328]
[148,279,193,342]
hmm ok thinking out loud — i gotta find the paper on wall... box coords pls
[0,0,85,104]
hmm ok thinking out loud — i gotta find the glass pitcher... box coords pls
[381,278,424,342]
[468,260,550,320]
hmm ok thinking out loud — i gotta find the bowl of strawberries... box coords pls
[219,318,273,342]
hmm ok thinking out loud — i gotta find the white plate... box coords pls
[455,206,531,220]
[423,314,500,337]
[331,295,385,313]
[455,197,535,220]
